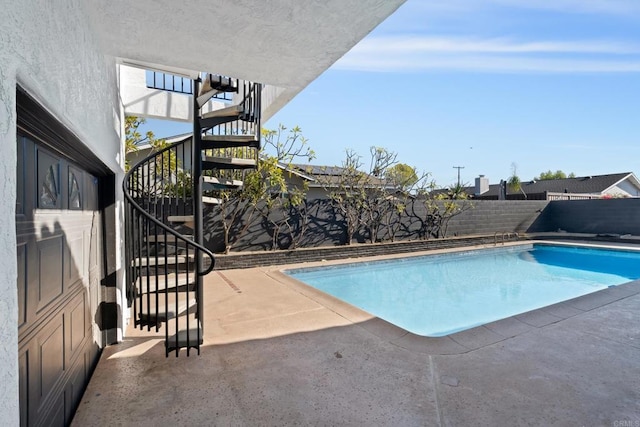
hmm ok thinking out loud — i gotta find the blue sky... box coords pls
[142,0,640,188]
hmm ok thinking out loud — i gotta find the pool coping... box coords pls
[266,240,640,355]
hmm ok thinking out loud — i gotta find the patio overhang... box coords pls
[84,0,405,116]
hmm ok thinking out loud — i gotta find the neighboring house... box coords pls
[126,141,397,201]
[445,173,640,200]
[1,2,405,425]
[284,164,398,200]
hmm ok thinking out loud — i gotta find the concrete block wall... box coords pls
[537,199,640,235]
[194,197,640,258]
[195,198,640,268]
[443,200,549,236]
[202,199,551,253]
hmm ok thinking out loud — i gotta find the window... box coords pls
[68,168,82,209]
[41,166,58,208]
[38,149,60,209]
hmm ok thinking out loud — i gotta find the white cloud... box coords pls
[349,0,640,73]
[335,54,640,73]
[334,36,640,73]
[354,36,640,55]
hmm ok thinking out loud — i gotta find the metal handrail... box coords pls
[123,139,215,276]
[124,74,261,356]
[147,71,193,94]
[146,71,236,101]
[124,135,216,356]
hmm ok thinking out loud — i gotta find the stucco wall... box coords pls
[119,65,228,122]
[0,0,123,422]
[120,65,193,122]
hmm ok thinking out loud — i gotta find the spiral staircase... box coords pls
[123,74,261,356]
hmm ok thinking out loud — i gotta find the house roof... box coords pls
[472,172,640,198]
[288,163,392,188]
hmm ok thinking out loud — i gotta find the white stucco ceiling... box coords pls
[84,0,405,91]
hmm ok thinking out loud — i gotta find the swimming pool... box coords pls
[285,244,640,337]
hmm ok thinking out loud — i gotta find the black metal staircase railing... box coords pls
[146,71,235,101]
[124,138,215,356]
[124,72,261,357]
[147,71,194,95]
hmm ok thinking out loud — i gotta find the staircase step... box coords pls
[202,196,222,205]
[136,273,196,294]
[167,215,195,228]
[201,134,259,149]
[133,254,195,267]
[138,299,197,324]
[202,156,257,170]
[203,176,243,189]
[197,89,223,108]
[200,74,236,94]
[201,104,243,120]
[166,323,203,352]
[200,114,256,129]
[198,75,235,107]
[146,234,194,245]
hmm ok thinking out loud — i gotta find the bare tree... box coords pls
[361,147,398,243]
[381,169,430,242]
[317,150,368,245]
[207,124,314,253]
[259,125,314,250]
[214,180,262,254]
[411,178,473,239]
[319,147,403,244]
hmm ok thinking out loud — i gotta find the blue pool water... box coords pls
[286,244,640,336]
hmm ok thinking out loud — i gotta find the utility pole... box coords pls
[453,165,465,187]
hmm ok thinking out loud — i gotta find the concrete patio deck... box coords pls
[73,244,640,426]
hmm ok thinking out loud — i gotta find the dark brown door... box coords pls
[16,134,102,426]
